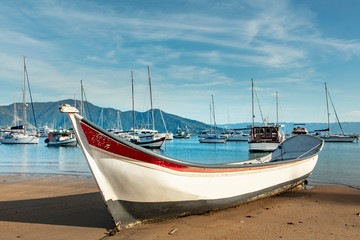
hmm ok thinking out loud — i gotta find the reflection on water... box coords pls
[309,142,360,188]
[0,137,359,188]
[0,140,89,176]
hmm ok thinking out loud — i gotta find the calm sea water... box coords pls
[0,137,359,188]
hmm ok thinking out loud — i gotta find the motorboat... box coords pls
[45,130,77,147]
[291,124,309,137]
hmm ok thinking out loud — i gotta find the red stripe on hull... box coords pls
[80,121,294,173]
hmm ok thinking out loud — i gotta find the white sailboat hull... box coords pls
[47,138,77,147]
[227,135,249,141]
[248,142,279,152]
[0,134,39,144]
[199,137,227,143]
[320,135,357,142]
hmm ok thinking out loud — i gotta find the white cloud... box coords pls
[1,0,360,123]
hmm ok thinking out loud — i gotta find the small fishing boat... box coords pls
[112,129,166,149]
[130,131,166,149]
[60,104,324,229]
[248,123,284,152]
[165,132,173,140]
[173,127,191,139]
[248,79,284,152]
[291,124,309,137]
[45,130,77,147]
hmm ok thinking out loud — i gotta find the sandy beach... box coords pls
[0,175,359,240]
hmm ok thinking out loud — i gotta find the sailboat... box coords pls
[315,83,357,142]
[0,57,39,144]
[248,79,284,152]
[199,95,227,143]
[121,69,165,149]
[173,126,191,139]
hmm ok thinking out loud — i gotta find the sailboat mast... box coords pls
[212,94,217,134]
[148,66,155,130]
[117,111,122,131]
[23,56,27,134]
[74,93,76,109]
[13,97,17,126]
[251,78,254,127]
[209,103,212,133]
[324,82,330,134]
[276,91,279,125]
[131,71,135,137]
[80,80,84,117]
[328,91,345,135]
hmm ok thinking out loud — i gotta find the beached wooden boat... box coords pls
[60,104,324,229]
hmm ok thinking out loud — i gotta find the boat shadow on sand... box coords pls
[0,192,115,229]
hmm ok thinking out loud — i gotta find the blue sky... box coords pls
[1,0,360,125]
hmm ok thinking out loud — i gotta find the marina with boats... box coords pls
[0,66,359,231]
[1,2,360,238]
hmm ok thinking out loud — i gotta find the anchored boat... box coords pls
[45,130,77,147]
[60,104,324,229]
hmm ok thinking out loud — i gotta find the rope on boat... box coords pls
[295,142,322,159]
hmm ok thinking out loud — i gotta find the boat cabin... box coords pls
[250,124,282,143]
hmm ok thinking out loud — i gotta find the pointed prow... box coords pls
[59,104,79,114]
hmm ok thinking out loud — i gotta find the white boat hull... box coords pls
[165,133,173,140]
[60,105,324,229]
[320,135,357,142]
[227,135,249,141]
[47,138,77,147]
[0,134,39,144]
[248,142,279,152]
[199,137,227,143]
[136,138,165,148]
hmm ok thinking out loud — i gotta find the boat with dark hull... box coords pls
[60,104,324,229]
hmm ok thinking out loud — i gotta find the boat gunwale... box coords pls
[80,115,323,170]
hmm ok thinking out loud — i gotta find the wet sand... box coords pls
[0,175,359,240]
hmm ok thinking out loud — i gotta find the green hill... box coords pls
[2,99,359,135]
[0,99,210,134]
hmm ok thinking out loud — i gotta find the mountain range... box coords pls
[0,99,209,134]
[1,99,359,135]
